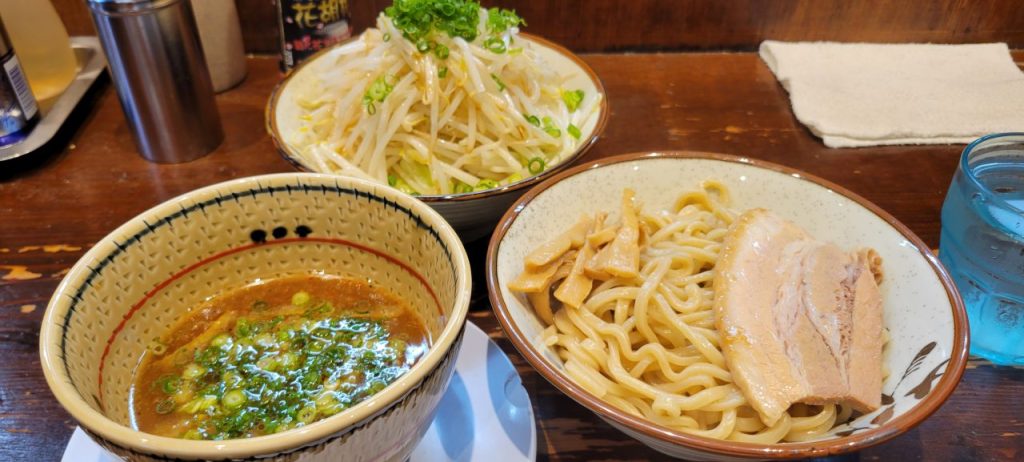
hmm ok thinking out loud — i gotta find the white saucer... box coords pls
[62,321,536,462]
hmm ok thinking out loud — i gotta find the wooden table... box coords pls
[2,53,1022,461]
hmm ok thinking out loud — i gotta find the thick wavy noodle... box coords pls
[536,181,854,443]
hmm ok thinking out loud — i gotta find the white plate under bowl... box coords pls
[268,32,608,241]
[62,321,536,462]
[487,151,968,460]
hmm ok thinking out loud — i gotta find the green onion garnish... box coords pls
[385,0,485,44]
[234,318,251,337]
[434,43,449,59]
[438,66,448,78]
[223,389,247,409]
[562,89,584,112]
[491,73,506,91]
[486,7,525,35]
[155,398,176,415]
[363,75,394,115]
[291,291,311,306]
[475,179,499,191]
[298,406,318,424]
[183,363,206,380]
[567,123,581,139]
[484,37,506,53]
[541,116,561,137]
[454,181,473,194]
[156,374,180,394]
[527,157,546,174]
[147,339,167,355]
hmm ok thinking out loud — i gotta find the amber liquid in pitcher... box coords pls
[0,0,77,103]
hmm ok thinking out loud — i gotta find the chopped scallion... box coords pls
[291,291,311,306]
[363,75,394,114]
[234,318,251,337]
[527,157,546,174]
[298,406,318,424]
[182,363,206,380]
[384,0,483,43]
[156,374,180,394]
[562,89,585,112]
[486,7,525,34]
[568,123,581,139]
[541,116,561,137]
[434,43,449,59]
[148,339,167,356]
[155,398,176,415]
[483,37,506,54]
[475,179,499,191]
[453,181,473,194]
[210,333,231,348]
[222,389,247,409]
[491,73,506,91]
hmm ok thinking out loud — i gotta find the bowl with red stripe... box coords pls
[39,173,471,461]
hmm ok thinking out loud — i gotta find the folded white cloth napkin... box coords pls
[759,41,1024,148]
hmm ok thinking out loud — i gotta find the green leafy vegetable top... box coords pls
[384,0,524,54]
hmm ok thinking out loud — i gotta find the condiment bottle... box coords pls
[277,0,353,71]
[0,16,38,147]
[0,0,76,103]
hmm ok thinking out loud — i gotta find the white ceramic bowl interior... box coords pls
[40,173,471,461]
[489,153,968,460]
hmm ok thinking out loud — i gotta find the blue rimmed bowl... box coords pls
[40,173,471,461]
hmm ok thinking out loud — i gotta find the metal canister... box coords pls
[0,16,38,147]
[87,0,223,163]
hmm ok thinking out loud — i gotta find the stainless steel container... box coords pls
[87,0,223,163]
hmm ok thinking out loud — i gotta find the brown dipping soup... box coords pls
[130,274,430,440]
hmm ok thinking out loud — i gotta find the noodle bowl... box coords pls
[487,152,968,460]
[526,182,862,443]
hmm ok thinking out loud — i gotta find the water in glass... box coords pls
[940,133,1024,365]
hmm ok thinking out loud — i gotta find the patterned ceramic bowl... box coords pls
[486,152,969,460]
[267,33,608,241]
[40,173,472,461]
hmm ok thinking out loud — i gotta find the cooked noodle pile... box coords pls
[510,182,858,443]
[288,1,601,195]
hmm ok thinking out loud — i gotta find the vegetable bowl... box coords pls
[267,1,608,240]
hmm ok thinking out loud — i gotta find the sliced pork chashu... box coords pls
[713,209,884,426]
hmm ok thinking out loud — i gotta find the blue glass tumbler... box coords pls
[939,133,1024,365]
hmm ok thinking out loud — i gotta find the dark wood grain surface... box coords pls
[52,0,1024,54]
[2,52,1024,461]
